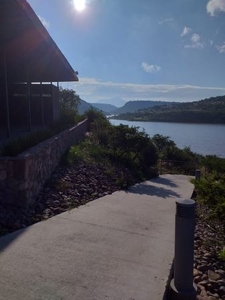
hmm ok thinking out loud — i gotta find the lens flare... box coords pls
[73,0,86,11]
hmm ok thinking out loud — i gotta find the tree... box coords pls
[108,125,158,177]
[59,87,81,122]
[152,134,176,156]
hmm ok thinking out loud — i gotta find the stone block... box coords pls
[0,169,7,181]
[19,180,30,190]
[0,162,5,171]
[17,189,31,208]
[12,158,30,180]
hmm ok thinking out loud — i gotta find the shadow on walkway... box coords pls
[0,227,28,254]
[128,182,180,198]
[150,176,178,188]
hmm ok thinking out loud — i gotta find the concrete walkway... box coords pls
[0,174,194,300]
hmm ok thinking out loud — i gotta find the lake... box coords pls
[110,119,225,158]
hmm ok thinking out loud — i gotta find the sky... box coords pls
[27,0,225,105]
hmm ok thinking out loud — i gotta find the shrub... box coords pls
[107,125,158,178]
[202,155,225,174]
[193,172,225,220]
[218,248,225,261]
[68,112,158,181]
[152,134,202,175]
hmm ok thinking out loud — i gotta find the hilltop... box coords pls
[113,100,175,115]
[78,99,176,115]
[112,96,225,124]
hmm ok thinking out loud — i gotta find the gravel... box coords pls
[0,161,135,235]
[194,204,225,300]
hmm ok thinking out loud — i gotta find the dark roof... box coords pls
[0,0,78,82]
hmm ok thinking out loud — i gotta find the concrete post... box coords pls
[195,169,201,180]
[169,199,197,300]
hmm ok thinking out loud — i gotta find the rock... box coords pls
[200,288,207,297]
[208,270,221,281]
[219,286,225,297]
[204,252,211,258]
[198,281,208,288]
[215,269,225,276]
[195,275,202,283]
[198,265,210,272]
[198,284,206,291]
[217,279,225,286]
[206,283,213,290]
[202,274,208,280]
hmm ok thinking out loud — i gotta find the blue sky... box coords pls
[28,0,225,105]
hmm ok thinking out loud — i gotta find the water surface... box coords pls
[110,119,225,158]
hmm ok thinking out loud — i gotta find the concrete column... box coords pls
[169,199,197,300]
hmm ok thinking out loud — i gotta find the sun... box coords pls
[73,0,86,11]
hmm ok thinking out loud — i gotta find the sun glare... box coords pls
[73,0,86,11]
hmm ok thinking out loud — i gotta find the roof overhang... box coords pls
[0,0,78,83]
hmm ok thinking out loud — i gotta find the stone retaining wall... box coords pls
[0,119,88,207]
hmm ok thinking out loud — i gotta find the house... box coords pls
[0,0,78,139]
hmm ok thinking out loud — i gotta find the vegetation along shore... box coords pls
[111,95,225,124]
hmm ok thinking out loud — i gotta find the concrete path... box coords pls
[0,174,194,300]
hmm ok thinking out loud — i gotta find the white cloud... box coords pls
[207,0,225,16]
[38,15,50,29]
[184,33,204,49]
[181,27,192,37]
[158,18,174,25]
[142,62,161,73]
[65,77,225,104]
[216,43,225,53]
[191,33,200,43]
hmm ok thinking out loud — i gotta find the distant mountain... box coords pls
[78,99,177,117]
[78,99,92,114]
[91,103,118,113]
[96,97,126,108]
[78,100,117,115]
[113,96,225,124]
[114,100,176,115]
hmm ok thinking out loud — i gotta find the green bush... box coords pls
[218,248,225,261]
[152,134,176,157]
[202,155,225,174]
[193,172,225,220]
[67,142,107,165]
[68,112,158,181]
[107,125,158,178]
[152,134,202,175]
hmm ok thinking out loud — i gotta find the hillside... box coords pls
[90,103,118,113]
[78,99,92,114]
[113,100,176,115]
[78,100,118,115]
[112,96,225,124]
[96,97,126,107]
